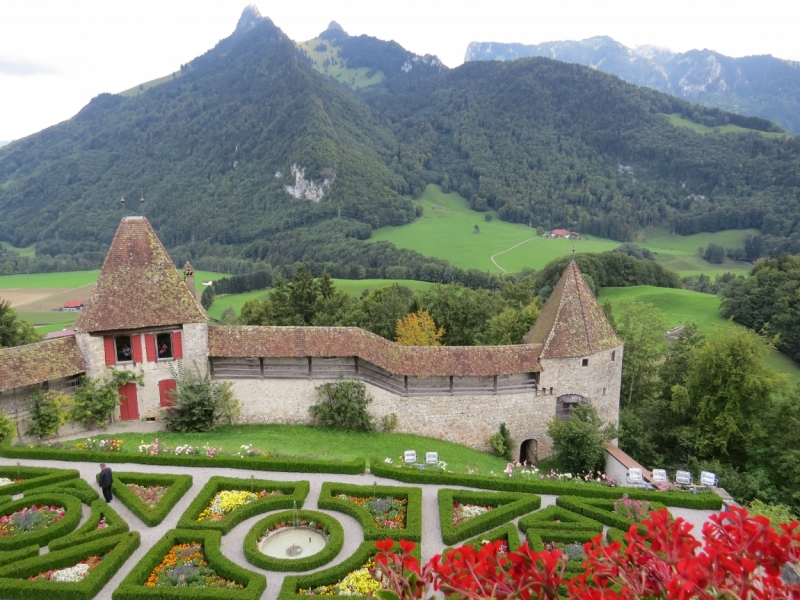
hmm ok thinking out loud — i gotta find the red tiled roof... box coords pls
[63,300,85,308]
[552,229,569,235]
[524,261,621,358]
[0,337,87,393]
[208,326,542,377]
[75,217,207,333]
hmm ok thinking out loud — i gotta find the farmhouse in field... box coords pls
[548,229,580,239]
[0,216,623,461]
[62,300,86,311]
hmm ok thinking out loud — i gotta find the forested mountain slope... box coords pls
[2,9,800,275]
[466,36,800,135]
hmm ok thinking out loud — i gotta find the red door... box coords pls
[158,379,177,407]
[118,383,139,421]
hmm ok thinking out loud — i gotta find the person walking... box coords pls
[98,463,113,502]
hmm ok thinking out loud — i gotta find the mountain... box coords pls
[0,141,12,148]
[2,9,800,278]
[465,37,800,134]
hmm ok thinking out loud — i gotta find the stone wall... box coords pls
[218,376,556,457]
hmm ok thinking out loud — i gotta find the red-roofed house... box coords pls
[62,300,86,311]
[549,229,579,239]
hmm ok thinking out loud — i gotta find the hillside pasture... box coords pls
[600,285,800,385]
[664,113,786,138]
[297,38,385,90]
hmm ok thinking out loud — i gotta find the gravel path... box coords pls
[4,457,719,600]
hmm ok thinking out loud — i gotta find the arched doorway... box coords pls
[520,439,538,464]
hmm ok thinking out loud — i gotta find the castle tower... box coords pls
[524,260,623,444]
[183,261,197,301]
[75,216,209,421]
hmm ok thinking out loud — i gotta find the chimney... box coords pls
[183,261,198,300]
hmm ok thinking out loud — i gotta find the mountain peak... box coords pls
[235,4,264,34]
[327,20,346,34]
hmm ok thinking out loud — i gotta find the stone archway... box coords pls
[519,439,538,464]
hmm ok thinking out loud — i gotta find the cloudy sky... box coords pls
[1,0,798,142]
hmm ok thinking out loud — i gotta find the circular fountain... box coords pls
[256,502,330,560]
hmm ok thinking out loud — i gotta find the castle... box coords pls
[0,216,623,460]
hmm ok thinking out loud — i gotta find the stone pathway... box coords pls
[4,457,719,600]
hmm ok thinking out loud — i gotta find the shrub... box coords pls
[547,403,617,474]
[447,523,523,553]
[380,413,398,433]
[163,361,241,432]
[0,410,15,445]
[26,390,71,438]
[71,371,142,429]
[0,466,79,496]
[309,379,374,431]
[438,489,540,545]
[489,422,513,460]
[48,499,129,551]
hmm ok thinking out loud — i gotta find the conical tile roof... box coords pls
[524,261,620,358]
[75,217,207,333]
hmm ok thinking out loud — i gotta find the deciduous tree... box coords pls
[395,309,444,346]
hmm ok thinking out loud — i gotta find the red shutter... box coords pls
[104,337,116,366]
[172,331,183,359]
[132,334,143,364]
[118,383,139,420]
[145,334,156,362]
[158,379,177,407]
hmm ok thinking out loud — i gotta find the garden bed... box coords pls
[112,472,193,526]
[0,493,82,551]
[438,489,541,545]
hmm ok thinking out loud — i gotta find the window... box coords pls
[556,394,588,420]
[611,350,616,362]
[115,336,133,363]
[581,358,589,367]
[156,332,173,360]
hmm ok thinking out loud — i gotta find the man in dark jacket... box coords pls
[98,463,113,501]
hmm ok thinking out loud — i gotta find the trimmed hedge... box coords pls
[1,445,364,474]
[0,493,83,551]
[438,489,541,545]
[556,495,668,534]
[318,482,423,542]
[0,544,38,567]
[177,476,309,534]
[445,523,523,554]
[49,499,129,552]
[0,531,140,600]
[369,458,723,509]
[606,527,627,545]
[518,506,603,546]
[25,478,100,504]
[112,529,266,600]
[243,510,343,571]
[113,472,193,526]
[0,495,10,507]
[0,466,79,496]
[279,539,416,600]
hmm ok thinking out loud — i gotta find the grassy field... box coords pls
[119,71,181,97]
[69,424,508,474]
[0,270,224,292]
[370,184,755,277]
[600,285,800,385]
[296,38,385,90]
[664,113,786,138]
[0,241,35,257]
[208,279,433,320]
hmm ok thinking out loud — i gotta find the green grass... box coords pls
[207,279,433,320]
[119,71,182,97]
[663,113,786,138]
[296,38,385,90]
[0,241,35,257]
[600,285,800,386]
[71,424,508,474]
[0,269,224,291]
[637,228,756,277]
[16,312,79,326]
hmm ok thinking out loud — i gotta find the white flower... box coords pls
[0,478,13,487]
[384,458,393,464]
[51,563,90,582]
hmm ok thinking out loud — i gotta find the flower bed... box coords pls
[178,477,309,534]
[300,556,383,596]
[0,504,65,536]
[0,466,79,496]
[49,499,129,552]
[453,502,492,526]
[446,523,523,554]
[74,438,124,452]
[0,494,82,551]
[244,510,344,572]
[114,529,265,600]
[318,483,423,542]
[438,489,541,545]
[28,552,106,582]
[555,495,669,533]
[0,478,24,487]
[112,472,193,527]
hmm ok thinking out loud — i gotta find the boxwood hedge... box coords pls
[369,458,722,509]
[438,489,541,545]
[0,493,83,551]
[243,509,343,571]
[49,499,129,552]
[518,506,603,546]
[556,495,668,534]
[112,529,266,600]
[112,472,193,526]
[318,482,422,542]
[0,544,38,568]
[0,445,364,474]
[0,531,140,600]
[0,466,79,496]
[445,522,523,554]
[24,477,100,504]
[177,476,309,534]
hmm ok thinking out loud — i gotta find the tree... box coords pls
[239,297,272,325]
[614,299,669,406]
[219,306,237,325]
[310,378,374,431]
[547,402,617,474]
[26,390,71,438]
[671,325,785,468]
[416,283,500,346]
[71,370,142,429]
[289,264,319,325]
[0,410,16,445]
[163,362,240,433]
[0,298,41,348]
[395,310,444,346]
[473,225,480,234]
[362,284,414,340]
[480,300,541,345]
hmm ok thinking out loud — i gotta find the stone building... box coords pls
[0,216,623,459]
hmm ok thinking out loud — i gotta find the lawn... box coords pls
[0,241,35,257]
[72,424,509,474]
[600,285,800,386]
[0,269,224,292]
[663,113,786,139]
[296,38,385,90]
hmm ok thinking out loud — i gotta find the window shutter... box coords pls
[172,331,183,359]
[145,334,156,362]
[158,379,177,407]
[103,337,115,366]
[132,334,143,364]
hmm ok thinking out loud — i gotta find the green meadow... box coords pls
[16,311,79,335]
[600,285,800,385]
[296,38,385,90]
[370,184,755,278]
[0,270,224,292]
[0,241,35,257]
[664,113,786,139]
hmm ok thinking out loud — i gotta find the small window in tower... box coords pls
[603,387,607,396]
[582,358,589,367]
[115,335,133,363]
[156,332,173,360]
[611,350,616,362]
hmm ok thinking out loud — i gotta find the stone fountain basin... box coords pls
[259,526,328,559]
